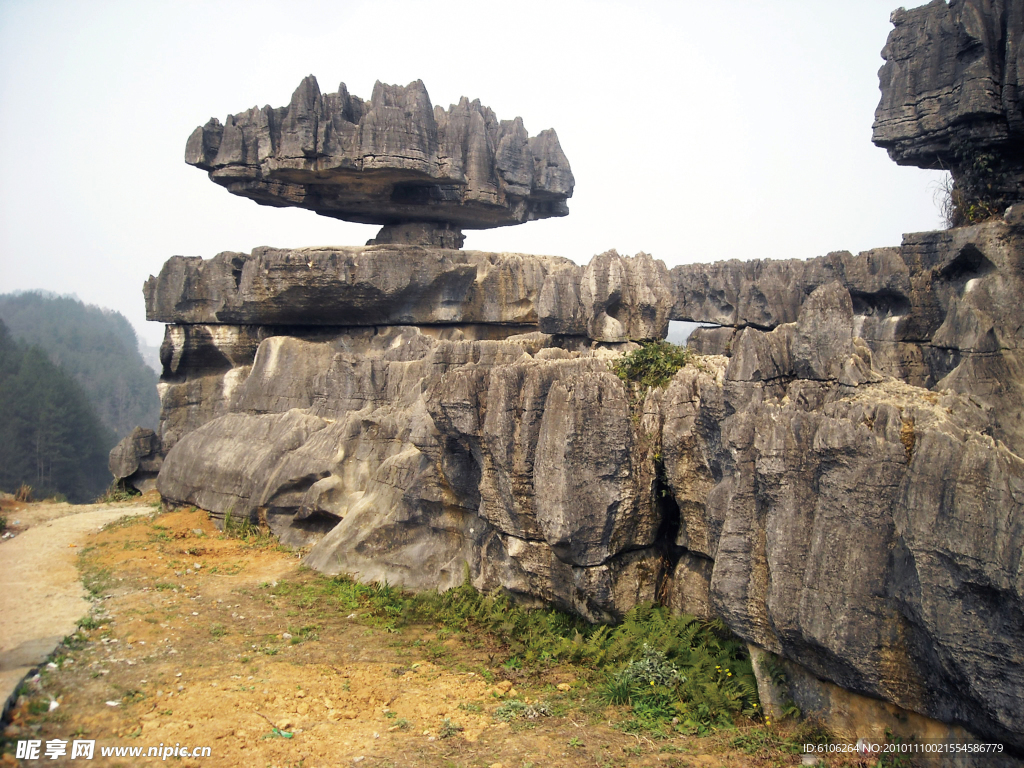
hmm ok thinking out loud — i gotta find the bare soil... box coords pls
[1,503,795,768]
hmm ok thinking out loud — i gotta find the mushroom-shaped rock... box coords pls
[186,77,575,247]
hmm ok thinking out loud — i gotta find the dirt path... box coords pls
[0,507,802,768]
[0,500,155,714]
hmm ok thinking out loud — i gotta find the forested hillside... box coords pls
[0,319,115,502]
[0,292,160,436]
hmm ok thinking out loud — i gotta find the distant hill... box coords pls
[0,318,115,502]
[0,292,160,438]
[138,339,162,374]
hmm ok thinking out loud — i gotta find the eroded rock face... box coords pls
[673,215,1024,457]
[126,215,1024,751]
[145,247,570,328]
[111,28,1024,752]
[108,426,162,493]
[872,0,1024,211]
[538,250,673,341]
[185,77,574,242]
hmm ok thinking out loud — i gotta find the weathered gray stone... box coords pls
[671,219,1024,455]
[108,426,162,493]
[186,77,574,237]
[124,22,1024,753]
[538,250,673,341]
[872,0,1024,210]
[145,247,570,328]
[154,326,669,621]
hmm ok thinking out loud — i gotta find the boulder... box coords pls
[108,427,162,493]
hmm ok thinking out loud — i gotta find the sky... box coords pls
[0,0,946,346]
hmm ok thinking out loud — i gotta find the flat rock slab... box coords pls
[0,503,152,713]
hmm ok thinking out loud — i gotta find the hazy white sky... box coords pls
[0,0,944,345]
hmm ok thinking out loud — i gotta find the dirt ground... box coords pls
[0,497,155,718]
[0,501,801,768]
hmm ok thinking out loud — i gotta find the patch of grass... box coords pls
[81,565,113,598]
[209,623,227,638]
[271,570,758,738]
[27,699,50,716]
[438,717,463,739]
[286,624,320,643]
[222,508,278,549]
[102,514,150,532]
[96,482,140,504]
[493,700,550,722]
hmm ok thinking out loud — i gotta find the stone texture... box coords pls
[146,247,570,328]
[154,326,671,621]
[873,0,1024,209]
[108,31,1024,752]
[115,202,1024,754]
[142,268,1023,749]
[672,217,1024,456]
[538,250,673,341]
[107,426,162,493]
[186,77,574,239]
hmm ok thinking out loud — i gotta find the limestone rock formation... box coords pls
[109,11,1024,756]
[145,247,571,328]
[186,77,574,246]
[538,250,673,341]
[108,426,162,493]
[873,0,1024,216]
[671,213,1024,457]
[121,216,1024,754]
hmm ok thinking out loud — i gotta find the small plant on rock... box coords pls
[611,341,693,390]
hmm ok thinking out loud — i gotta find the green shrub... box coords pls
[611,341,693,390]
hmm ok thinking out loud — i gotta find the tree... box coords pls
[0,291,160,437]
[0,319,115,502]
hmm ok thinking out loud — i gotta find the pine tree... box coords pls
[0,319,115,502]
